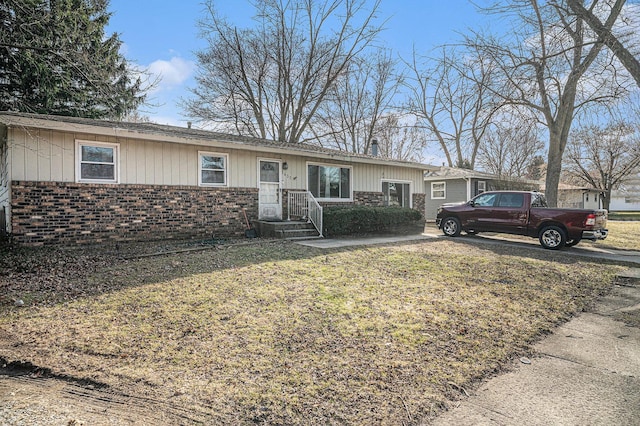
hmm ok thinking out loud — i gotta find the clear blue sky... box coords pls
[106,0,489,126]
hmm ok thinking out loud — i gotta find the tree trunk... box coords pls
[545,132,565,207]
[603,187,612,211]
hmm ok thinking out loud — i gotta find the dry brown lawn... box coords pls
[599,220,640,251]
[0,236,626,424]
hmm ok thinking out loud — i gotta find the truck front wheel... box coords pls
[442,217,462,237]
[539,226,566,250]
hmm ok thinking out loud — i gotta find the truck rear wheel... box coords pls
[442,217,461,237]
[539,226,566,250]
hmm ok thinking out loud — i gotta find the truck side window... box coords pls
[498,193,524,207]
[474,193,497,207]
[531,193,547,207]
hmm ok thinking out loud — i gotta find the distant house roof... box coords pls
[424,166,511,181]
[540,183,602,192]
[0,111,438,171]
[423,166,543,188]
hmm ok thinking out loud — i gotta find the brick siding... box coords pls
[10,181,258,246]
[413,193,426,219]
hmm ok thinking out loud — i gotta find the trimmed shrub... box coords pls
[323,206,423,236]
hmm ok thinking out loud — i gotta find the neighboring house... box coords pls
[0,112,437,245]
[609,173,640,211]
[549,184,603,210]
[423,167,540,220]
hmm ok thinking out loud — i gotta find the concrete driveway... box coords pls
[298,229,640,265]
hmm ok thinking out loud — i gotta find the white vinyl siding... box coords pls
[6,127,428,193]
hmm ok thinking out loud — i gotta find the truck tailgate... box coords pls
[596,209,608,229]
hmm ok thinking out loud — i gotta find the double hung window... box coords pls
[431,182,446,199]
[77,141,119,183]
[199,152,228,186]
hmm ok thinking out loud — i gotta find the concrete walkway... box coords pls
[297,230,640,265]
[296,233,432,249]
[297,232,640,425]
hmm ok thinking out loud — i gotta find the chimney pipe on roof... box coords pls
[371,139,378,157]
[187,121,192,129]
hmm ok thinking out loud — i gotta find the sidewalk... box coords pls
[430,274,640,426]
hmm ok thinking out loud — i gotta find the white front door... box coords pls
[258,159,282,220]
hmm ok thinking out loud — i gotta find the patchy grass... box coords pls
[0,239,623,424]
[599,221,640,251]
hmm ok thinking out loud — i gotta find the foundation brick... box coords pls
[11,181,258,246]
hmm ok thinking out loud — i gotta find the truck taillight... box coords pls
[585,213,596,226]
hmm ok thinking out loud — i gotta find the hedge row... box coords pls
[323,206,423,236]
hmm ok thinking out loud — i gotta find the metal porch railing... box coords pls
[287,191,323,238]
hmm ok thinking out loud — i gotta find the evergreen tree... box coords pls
[0,0,145,119]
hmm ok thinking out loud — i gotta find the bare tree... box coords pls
[566,0,640,88]
[184,0,383,144]
[466,0,634,206]
[313,49,403,155]
[478,112,545,179]
[564,122,640,210]
[404,46,499,169]
[372,114,429,162]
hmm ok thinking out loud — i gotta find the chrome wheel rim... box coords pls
[542,229,562,248]
[443,219,458,236]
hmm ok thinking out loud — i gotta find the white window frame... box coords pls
[382,179,412,208]
[198,151,229,187]
[477,181,486,194]
[306,162,353,202]
[431,181,446,199]
[76,140,119,183]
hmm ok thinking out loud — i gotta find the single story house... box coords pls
[423,167,540,220]
[542,183,603,210]
[0,112,437,245]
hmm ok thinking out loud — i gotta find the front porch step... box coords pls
[254,220,321,240]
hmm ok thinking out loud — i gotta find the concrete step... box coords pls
[255,220,321,240]
[278,228,320,239]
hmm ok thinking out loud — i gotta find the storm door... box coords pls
[258,159,282,220]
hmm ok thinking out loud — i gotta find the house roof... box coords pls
[540,183,602,192]
[423,166,544,188]
[424,166,506,181]
[0,111,437,171]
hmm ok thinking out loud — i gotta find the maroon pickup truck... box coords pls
[435,191,608,249]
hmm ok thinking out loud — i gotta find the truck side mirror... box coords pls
[468,200,475,207]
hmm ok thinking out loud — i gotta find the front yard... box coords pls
[0,234,626,424]
[599,220,640,251]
